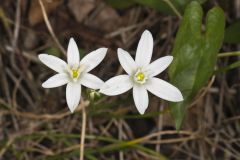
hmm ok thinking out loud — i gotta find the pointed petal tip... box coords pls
[99,47,108,55]
[117,48,123,52]
[69,107,75,113]
[41,82,52,88]
[38,53,45,58]
[160,55,174,66]
[68,38,77,48]
[171,92,184,102]
[69,37,75,42]
[41,83,46,88]
[142,30,152,36]
[102,47,108,51]
[38,54,47,61]
[138,110,145,115]
[117,48,127,55]
[68,37,76,46]
[167,55,174,61]
[67,102,79,114]
[41,80,52,88]
[136,103,147,115]
[167,56,174,63]
[96,47,108,52]
[174,90,184,102]
[177,94,184,102]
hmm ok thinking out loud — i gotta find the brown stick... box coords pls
[38,0,66,56]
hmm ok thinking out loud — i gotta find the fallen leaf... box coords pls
[29,0,62,26]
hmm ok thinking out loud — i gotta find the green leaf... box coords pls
[134,0,207,14]
[224,21,240,43]
[168,1,225,130]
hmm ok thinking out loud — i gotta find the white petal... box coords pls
[133,85,149,114]
[38,54,67,73]
[146,78,183,102]
[145,56,173,77]
[117,48,137,75]
[99,75,133,96]
[80,48,107,73]
[81,73,104,89]
[66,82,81,113]
[42,73,69,88]
[67,38,80,66]
[135,30,153,67]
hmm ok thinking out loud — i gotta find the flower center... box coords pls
[136,72,145,81]
[67,64,85,82]
[72,69,79,79]
[134,69,147,84]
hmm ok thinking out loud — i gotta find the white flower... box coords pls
[100,30,183,114]
[39,38,107,112]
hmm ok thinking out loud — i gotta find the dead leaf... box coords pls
[29,0,62,26]
[88,5,122,32]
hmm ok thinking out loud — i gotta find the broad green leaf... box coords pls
[224,21,240,43]
[168,1,225,129]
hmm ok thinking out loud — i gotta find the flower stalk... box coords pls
[80,106,87,160]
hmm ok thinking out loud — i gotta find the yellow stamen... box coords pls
[67,64,85,81]
[72,69,79,79]
[136,72,145,81]
[134,69,147,84]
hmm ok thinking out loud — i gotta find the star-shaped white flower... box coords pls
[39,38,107,112]
[100,30,183,114]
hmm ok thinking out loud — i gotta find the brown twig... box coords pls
[0,135,15,158]
[189,75,215,108]
[12,0,21,50]
[38,0,66,56]
[0,100,90,120]
[162,0,182,19]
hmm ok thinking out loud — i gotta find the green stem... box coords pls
[218,51,240,58]
[215,61,240,74]
[162,0,182,19]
